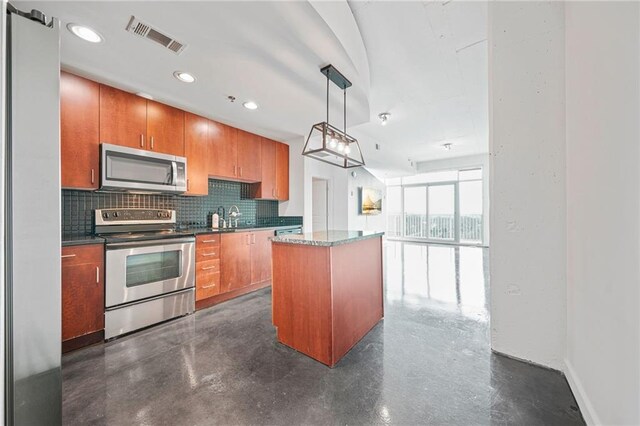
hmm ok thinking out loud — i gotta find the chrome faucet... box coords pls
[229,205,241,228]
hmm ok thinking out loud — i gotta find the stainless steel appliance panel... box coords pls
[105,238,195,307]
[6,10,62,425]
[100,143,187,193]
[105,288,195,339]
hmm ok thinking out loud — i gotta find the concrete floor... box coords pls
[62,241,584,425]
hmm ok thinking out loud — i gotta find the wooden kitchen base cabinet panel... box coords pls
[272,237,384,367]
[61,244,104,353]
[250,230,273,284]
[221,232,252,292]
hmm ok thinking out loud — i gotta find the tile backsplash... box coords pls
[62,179,301,236]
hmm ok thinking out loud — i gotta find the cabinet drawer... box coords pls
[196,271,220,300]
[197,259,221,274]
[61,244,104,266]
[196,234,220,247]
[196,247,220,261]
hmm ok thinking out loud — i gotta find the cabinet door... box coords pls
[146,100,184,156]
[100,85,147,149]
[275,142,290,200]
[258,138,276,199]
[184,112,210,195]
[209,121,238,179]
[60,72,100,190]
[236,129,262,182]
[250,230,273,284]
[221,233,252,292]
[61,245,104,342]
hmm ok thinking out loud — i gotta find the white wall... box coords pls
[565,2,640,425]
[416,154,490,245]
[303,156,349,233]
[489,1,567,370]
[347,168,386,232]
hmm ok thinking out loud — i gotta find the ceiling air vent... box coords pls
[126,16,186,55]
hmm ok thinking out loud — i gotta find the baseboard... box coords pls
[564,358,601,426]
[491,348,563,373]
[62,330,104,353]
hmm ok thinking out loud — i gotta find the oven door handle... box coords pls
[106,237,195,250]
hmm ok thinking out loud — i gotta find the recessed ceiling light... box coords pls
[67,23,103,43]
[378,112,391,126]
[173,71,195,83]
[243,101,258,110]
[136,92,153,100]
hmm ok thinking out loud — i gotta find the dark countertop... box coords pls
[271,230,384,247]
[61,224,302,246]
[61,235,105,247]
[184,224,302,235]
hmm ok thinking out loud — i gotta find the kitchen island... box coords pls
[271,230,384,367]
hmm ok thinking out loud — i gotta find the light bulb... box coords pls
[329,138,338,149]
[344,145,351,154]
[337,142,345,152]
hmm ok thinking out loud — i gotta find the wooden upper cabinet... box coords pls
[209,121,238,179]
[100,85,147,149]
[250,230,273,284]
[60,71,100,190]
[146,100,184,156]
[275,142,290,201]
[237,129,262,182]
[221,232,252,292]
[255,138,276,199]
[184,112,210,196]
[61,244,104,344]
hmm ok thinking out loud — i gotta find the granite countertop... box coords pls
[61,235,105,247]
[271,230,384,247]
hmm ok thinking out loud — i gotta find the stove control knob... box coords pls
[103,212,109,219]
[113,212,119,218]
[157,212,162,217]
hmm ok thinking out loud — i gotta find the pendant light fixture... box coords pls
[302,64,365,168]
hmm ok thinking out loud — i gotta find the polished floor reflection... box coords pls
[62,241,583,425]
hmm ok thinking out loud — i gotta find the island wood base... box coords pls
[271,236,383,367]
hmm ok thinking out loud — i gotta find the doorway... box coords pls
[312,178,329,232]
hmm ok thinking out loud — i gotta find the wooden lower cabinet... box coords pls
[61,244,104,352]
[195,235,221,301]
[221,232,252,292]
[251,230,273,284]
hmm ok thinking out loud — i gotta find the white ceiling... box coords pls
[16,0,487,179]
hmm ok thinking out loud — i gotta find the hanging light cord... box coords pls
[343,88,347,135]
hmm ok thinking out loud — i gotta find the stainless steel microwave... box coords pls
[100,143,187,194]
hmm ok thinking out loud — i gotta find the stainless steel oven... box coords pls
[96,209,195,339]
[105,237,195,307]
[100,143,187,193]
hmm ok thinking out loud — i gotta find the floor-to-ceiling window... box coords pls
[386,168,484,245]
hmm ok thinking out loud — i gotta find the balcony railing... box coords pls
[387,214,482,243]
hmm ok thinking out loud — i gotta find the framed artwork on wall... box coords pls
[360,187,383,215]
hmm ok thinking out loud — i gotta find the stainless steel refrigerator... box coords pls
[2,3,62,425]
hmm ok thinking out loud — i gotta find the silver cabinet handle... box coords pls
[233,165,237,176]
[251,234,256,244]
[202,252,217,257]
[96,266,100,283]
[150,136,154,150]
[91,168,95,184]
[239,167,243,177]
[202,266,217,271]
[61,254,76,258]
[202,283,216,289]
[140,134,145,148]
[201,239,217,243]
